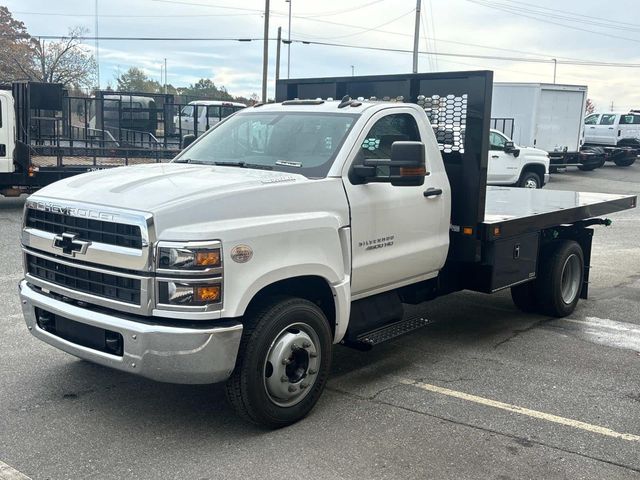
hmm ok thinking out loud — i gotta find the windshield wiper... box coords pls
[173,158,208,164]
[214,161,273,170]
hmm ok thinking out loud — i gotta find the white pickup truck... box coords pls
[584,111,640,147]
[487,129,549,188]
[19,72,636,427]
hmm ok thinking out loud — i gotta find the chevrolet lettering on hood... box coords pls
[26,200,119,223]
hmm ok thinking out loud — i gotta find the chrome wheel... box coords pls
[263,322,321,407]
[524,178,538,188]
[560,253,581,304]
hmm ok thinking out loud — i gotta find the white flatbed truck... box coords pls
[19,71,636,427]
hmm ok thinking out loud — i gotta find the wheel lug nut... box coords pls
[302,341,311,348]
[308,369,317,375]
[300,383,309,389]
[291,343,299,351]
[281,358,291,365]
[288,385,297,392]
[281,375,289,382]
[309,352,318,358]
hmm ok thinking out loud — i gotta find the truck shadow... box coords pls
[43,290,542,435]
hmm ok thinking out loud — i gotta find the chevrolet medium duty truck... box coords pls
[19,72,636,428]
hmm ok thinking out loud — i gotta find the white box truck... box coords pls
[491,83,637,171]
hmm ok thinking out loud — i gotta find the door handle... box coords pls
[608,127,614,130]
[491,155,500,158]
[424,188,443,197]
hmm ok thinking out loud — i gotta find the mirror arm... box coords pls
[352,165,377,179]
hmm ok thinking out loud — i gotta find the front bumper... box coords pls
[543,173,550,185]
[19,281,243,384]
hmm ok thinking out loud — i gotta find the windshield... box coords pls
[174,111,359,177]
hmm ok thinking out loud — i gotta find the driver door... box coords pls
[343,109,450,298]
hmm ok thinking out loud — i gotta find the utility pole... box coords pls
[95,0,100,89]
[262,0,270,103]
[412,0,421,73]
[275,27,282,88]
[351,65,354,76]
[552,58,557,84]
[164,57,167,94]
[286,0,292,78]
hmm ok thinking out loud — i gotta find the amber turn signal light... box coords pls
[194,285,221,303]
[400,167,427,176]
[195,250,221,267]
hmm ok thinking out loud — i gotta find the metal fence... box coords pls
[26,89,248,163]
[490,117,515,138]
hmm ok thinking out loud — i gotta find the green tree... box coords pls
[115,67,162,93]
[180,78,233,100]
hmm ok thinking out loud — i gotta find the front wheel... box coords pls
[518,171,541,189]
[225,296,332,428]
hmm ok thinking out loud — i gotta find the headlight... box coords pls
[157,242,222,272]
[155,241,223,312]
[158,280,222,306]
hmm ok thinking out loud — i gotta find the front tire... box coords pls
[518,171,541,189]
[225,296,332,428]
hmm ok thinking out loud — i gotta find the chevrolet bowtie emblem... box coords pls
[52,233,91,256]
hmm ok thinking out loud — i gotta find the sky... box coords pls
[6,0,640,110]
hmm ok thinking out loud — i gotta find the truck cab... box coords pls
[584,112,640,147]
[487,129,549,188]
[0,89,15,173]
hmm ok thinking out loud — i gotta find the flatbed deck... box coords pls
[480,187,637,240]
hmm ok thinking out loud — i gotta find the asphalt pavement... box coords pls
[1,163,639,480]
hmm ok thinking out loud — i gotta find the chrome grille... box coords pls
[26,253,141,305]
[25,208,143,249]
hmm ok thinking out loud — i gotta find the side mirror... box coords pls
[182,134,196,149]
[504,141,520,158]
[390,141,426,187]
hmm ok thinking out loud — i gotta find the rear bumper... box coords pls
[19,280,243,384]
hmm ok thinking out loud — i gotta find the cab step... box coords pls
[348,316,431,350]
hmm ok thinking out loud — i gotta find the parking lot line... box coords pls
[0,461,31,480]
[401,379,640,442]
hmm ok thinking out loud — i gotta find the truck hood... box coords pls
[519,146,549,158]
[33,163,349,238]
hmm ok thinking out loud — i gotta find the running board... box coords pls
[346,316,431,350]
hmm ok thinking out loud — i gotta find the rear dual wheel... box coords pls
[511,240,584,317]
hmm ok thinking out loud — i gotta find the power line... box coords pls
[13,10,258,18]
[6,32,640,68]
[419,7,432,70]
[287,38,640,68]
[1,34,267,41]
[427,0,438,70]
[495,0,640,31]
[294,0,387,18]
[301,8,415,41]
[465,0,640,43]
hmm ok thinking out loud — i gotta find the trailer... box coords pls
[0,82,232,197]
[490,82,638,171]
